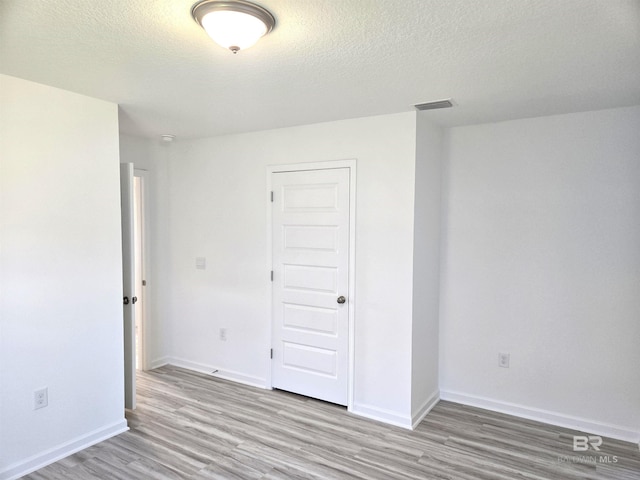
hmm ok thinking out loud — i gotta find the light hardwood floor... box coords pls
[24,366,640,479]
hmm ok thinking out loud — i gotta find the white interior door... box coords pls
[120,163,136,410]
[271,168,350,405]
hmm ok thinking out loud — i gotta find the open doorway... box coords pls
[133,169,148,371]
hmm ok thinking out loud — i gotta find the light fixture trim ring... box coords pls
[191,0,276,35]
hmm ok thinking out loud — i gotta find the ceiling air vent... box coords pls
[414,99,454,111]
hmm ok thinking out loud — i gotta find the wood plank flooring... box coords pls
[24,366,640,479]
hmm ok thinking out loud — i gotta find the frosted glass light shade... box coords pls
[201,10,267,52]
[192,1,275,54]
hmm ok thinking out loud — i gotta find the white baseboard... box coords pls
[0,419,128,480]
[412,390,440,429]
[148,356,170,370]
[350,402,413,430]
[165,357,268,390]
[440,389,640,444]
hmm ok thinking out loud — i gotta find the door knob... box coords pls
[337,296,346,304]
[123,296,129,305]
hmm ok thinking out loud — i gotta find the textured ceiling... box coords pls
[1,0,639,139]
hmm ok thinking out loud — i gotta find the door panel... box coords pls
[283,264,338,292]
[282,342,337,376]
[282,183,339,211]
[271,168,350,405]
[283,303,338,335]
[120,163,136,410]
[283,225,338,251]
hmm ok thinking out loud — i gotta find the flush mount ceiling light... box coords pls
[191,0,275,54]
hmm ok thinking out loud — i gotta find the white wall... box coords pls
[440,106,640,442]
[119,134,172,368]
[410,113,444,425]
[161,112,419,425]
[0,75,127,479]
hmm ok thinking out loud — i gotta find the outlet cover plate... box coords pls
[498,353,510,368]
[34,388,48,409]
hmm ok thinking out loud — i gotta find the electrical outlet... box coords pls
[219,328,227,341]
[34,388,48,410]
[498,353,510,368]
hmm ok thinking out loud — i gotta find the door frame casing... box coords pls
[266,159,357,411]
[134,168,149,371]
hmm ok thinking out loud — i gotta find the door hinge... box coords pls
[270,348,273,359]
[142,279,147,286]
[270,270,274,281]
[270,191,274,202]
